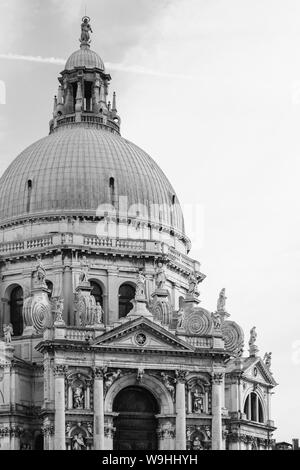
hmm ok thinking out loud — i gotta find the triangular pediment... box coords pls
[93,316,194,352]
[242,358,277,386]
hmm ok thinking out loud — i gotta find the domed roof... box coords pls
[0,128,185,235]
[65,47,105,71]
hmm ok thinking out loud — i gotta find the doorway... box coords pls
[113,386,159,450]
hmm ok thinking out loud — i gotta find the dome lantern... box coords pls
[51,17,121,135]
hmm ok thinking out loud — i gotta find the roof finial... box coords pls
[112,92,117,113]
[80,16,93,48]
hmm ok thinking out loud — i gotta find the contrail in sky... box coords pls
[0,53,194,80]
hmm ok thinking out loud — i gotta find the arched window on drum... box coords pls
[90,281,103,307]
[10,286,24,336]
[118,284,135,318]
[243,392,264,423]
[46,280,53,299]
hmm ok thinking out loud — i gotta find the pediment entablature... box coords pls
[242,358,277,387]
[93,316,194,352]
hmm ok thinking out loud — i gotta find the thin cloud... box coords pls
[0,53,195,79]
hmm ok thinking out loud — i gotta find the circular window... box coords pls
[135,332,147,347]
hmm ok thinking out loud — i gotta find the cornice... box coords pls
[35,338,228,360]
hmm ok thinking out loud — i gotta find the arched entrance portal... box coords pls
[113,386,159,450]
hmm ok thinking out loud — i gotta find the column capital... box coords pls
[175,370,188,384]
[93,367,106,379]
[211,372,224,384]
[54,364,68,378]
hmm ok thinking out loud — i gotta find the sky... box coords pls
[0,0,299,442]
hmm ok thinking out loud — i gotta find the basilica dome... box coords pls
[0,127,185,235]
[0,18,187,244]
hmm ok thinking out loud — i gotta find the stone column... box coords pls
[1,298,9,334]
[93,368,105,450]
[107,268,119,324]
[175,371,186,450]
[211,372,223,450]
[54,365,67,450]
[63,260,73,325]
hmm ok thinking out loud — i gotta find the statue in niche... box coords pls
[87,423,93,436]
[192,387,205,414]
[187,272,198,296]
[186,427,193,442]
[72,433,86,450]
[79,256,89,284]
[3,323,13,343]
[155,262,167,290]
[192,436,203,450]
[73,385,84,409]
[80,17,93,44]
[249,326,257,346]
[217,288,227,312]
[263,352,272,369]
[136,271,146,297]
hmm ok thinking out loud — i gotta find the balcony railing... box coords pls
[0,233,198,272]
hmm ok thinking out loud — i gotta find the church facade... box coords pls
[0,18,277,451]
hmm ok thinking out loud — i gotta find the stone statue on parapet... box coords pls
[249,326,257,346]
[3,323,13,343]
[176,308,185,329]
[249,326,259,357]
[80,17,93,44]
[187,272,199,296]
[94,302,103,325]
[217,288,227,312]
[34,255,47,287]
[136,270,146,298]
[155,262,167,290]
[54,298,65,325]
[79,256,89,284]
[263,352,272,369]
[212,311,221,329]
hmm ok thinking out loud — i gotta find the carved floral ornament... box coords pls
[226,433,272,447]
[221,320,244,357]
[41,424,55,436]
[66,421,93,437]
[104,423,116,439]
[157,421,175,439]
[183,308,212,336]
[211,372,224,384]
[0,426,25,437]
